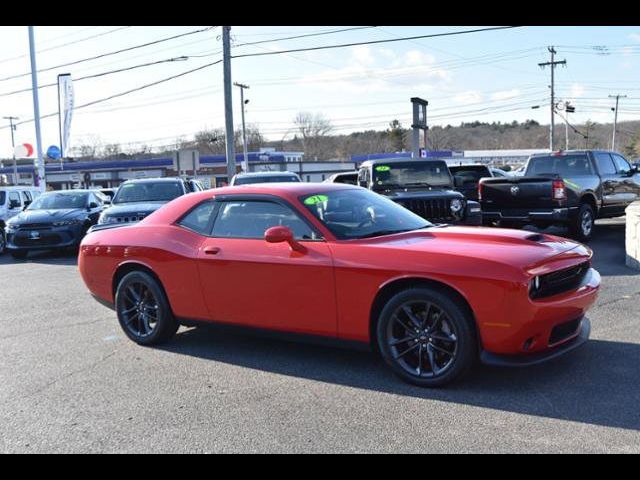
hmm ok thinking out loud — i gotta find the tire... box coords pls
[569,203,595,242]
[376,287,476,387]
[115,271,178,346]
[0,228,6,255]
[10,250,27,260]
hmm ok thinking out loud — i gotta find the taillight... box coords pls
[552,179,566,201]
[478,181,484,201]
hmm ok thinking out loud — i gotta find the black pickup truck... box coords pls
[479,150,640,241]
[357,158,482,225]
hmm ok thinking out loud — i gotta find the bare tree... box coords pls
[294,112,333,160]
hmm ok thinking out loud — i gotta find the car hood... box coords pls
[103,202,166,216]
[377,189,463,200]
[357,226,587,273]
[13,208,86,224]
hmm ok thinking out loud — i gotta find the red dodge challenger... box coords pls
[79,183,600,387]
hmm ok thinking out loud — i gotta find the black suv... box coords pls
[97,178,201,227]
[357,158,482,225]
[479,150,640,241]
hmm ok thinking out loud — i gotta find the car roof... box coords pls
[121,177,184,184]
[360,157,449,166]
[41,189,94,194]
[234,171,299,177]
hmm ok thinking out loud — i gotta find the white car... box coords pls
[0,186,42,254]
[230,171,301,186]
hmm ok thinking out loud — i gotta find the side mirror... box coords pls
[103,198,112,205]
[264,226,306,253]
[88,202,99,210]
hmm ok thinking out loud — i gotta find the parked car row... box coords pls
[0,178,204,259]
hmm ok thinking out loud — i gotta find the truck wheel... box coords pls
[569,204,595,242]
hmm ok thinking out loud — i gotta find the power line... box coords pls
[0,26,216,83]
[0,59,223,130]
[230,26,524,59]
[0,26,131,66]
[0,56,192,98]
[232,26,377,47]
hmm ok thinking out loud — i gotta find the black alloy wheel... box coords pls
[115,271,178,345]
[377,287,476,387]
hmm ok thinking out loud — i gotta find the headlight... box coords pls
[450,198,464,214]
[98,215,117,225]
[53,219,83,227]
[5,222,18,231]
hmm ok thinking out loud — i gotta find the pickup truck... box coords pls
[357,158,482,225]
[479,150,640,241]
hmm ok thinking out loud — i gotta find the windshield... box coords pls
[372,161,451,189]
[29,192,88,210]
[300,188,431,240]
[234,175,299,185]
[527,154,593,176]
[113,181,183,204]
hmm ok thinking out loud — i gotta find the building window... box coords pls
[306,175,311,182]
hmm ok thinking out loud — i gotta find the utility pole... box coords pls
[222,26,236,184]
[234,82,250,172]
[609,94,627,151]
[28,26,46,192]
[538,47,566,151]
[3,116,18,185]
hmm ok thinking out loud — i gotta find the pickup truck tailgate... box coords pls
[480,176,557,209]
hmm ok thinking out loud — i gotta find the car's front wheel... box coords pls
[0,228,6,255]
[115,271,178,345]
[376,287,476,387]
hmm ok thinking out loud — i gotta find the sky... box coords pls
[0,25,639,158]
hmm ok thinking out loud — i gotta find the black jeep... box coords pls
[357,158,482,225]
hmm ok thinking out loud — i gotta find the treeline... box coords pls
[65,116,640,162]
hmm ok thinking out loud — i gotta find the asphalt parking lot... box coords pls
[0,218,638,453]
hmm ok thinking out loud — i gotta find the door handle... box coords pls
[203,246,220,255]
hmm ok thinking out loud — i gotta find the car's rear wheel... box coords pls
[376,287,476,387]
[115,271,178,345]
[0,228,6,255]
[569,203,594,242]
[11,250,27,260]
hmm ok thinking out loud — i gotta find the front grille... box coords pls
[115,215,146,223]
[18,223,52,230]
[14,233,63,246]
[400,198,453,222]
[549,317,582,345]
[531,261,590,299]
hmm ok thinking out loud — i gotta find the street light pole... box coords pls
[609,94,627,151]
[234,82,250,172]
[222,26,236,184]
[3,116,18,185]
[28,26,46,192]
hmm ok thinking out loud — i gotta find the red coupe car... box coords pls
[79,183,600,387]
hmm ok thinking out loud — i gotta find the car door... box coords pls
[611,153,640,205]
[86,193,104,224]
[593,152,625,214]
[196,195,337,337]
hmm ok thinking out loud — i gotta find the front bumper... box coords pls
[480,316,590,367]
[482,207,577,225]
[6,224,84,251]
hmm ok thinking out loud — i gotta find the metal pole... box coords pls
[222,26,236,183]
[28,26,46,192]
[609,94,626,151]
[57,75,64,171]
[565,112,569,151]
[550,48,555,151]
[234,82,250,172]
[4,116,18,185]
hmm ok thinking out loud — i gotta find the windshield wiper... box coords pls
[405,182,435,188]
[356,226,431,239]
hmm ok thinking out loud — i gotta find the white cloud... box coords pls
[570,84,586,98]
[491,89,520,101]
[453,91,483,105]
[629,33,640,42]
[351,45,375,66]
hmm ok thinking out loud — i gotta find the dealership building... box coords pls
[0,148,547,190]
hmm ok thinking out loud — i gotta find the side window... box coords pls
[9,191,21,208]
[358,169,368,186]
[212,200,317,240]
[178,201,216,235]
[21,191,32,203]
[612,154,632,175]
[594,153,617,176]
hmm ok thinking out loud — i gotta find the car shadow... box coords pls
[0,249,78,266]
[159,326,640,431]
